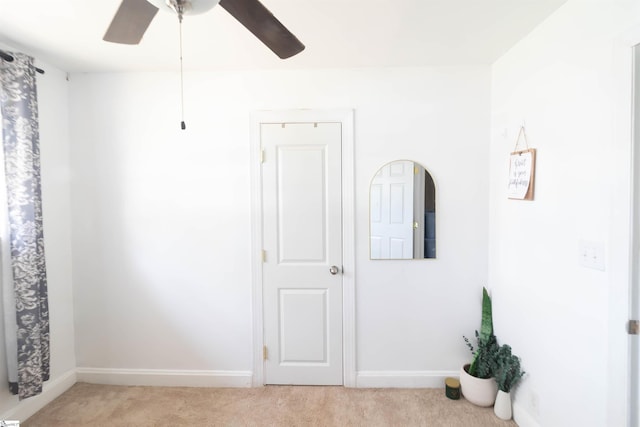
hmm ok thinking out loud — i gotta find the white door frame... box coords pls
[610,26,640,427]
[249,109,356,387]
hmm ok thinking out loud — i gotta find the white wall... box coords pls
[489,1,640,426]
[0,60,76,419]
[68,66,490,384]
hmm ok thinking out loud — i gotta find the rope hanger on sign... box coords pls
[512,125,529,154]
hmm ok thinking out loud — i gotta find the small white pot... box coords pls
[459,364,498,407]
[494,390,512,420]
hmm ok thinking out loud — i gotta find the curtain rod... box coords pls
[0,50,45,75]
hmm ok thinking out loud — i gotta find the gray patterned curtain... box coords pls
[0,52,49,400]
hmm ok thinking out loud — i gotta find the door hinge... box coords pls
[629,320,639,335]
[260,148,265,163]
[263,345,268,360]
[262,250,266,263]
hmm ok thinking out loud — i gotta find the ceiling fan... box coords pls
[104,0,304,129]
[103,0,305,59]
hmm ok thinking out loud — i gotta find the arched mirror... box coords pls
[370,160,436,259]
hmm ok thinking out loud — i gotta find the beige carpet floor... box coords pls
[23,383,518,427]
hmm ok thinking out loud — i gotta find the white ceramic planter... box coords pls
[494,390,512,420]
[459,364,498,407]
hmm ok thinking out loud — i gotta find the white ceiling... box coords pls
[0,0,567,73]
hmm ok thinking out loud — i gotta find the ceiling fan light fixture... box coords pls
[146,0,221,16]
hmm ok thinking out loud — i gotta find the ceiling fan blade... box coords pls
[103,0,159,45]
[219,0,305,59]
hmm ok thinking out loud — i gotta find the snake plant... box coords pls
[463,287,499,379]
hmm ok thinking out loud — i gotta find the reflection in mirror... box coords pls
[370,160,436,259]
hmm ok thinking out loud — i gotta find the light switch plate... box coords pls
[579,240,605,271]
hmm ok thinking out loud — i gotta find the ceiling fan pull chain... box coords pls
[179,15,186,130]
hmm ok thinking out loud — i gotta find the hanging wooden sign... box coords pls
[507,127,536,201]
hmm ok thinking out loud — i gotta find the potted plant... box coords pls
[460,287,499,407]
[493,344,525,420]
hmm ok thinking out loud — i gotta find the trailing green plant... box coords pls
[462,287,499,378]
[463,330,500,379]
[495,344,525,393]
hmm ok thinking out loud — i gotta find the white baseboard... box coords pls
[0,368,77,422]
[356,370,459,388]
[513,401,541,427]
[76,367,253,388]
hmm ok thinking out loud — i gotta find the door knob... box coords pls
[329,265,340,275]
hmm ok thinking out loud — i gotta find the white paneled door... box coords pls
[261,122,343,385]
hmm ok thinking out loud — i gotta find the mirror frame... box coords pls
[369,160,436,260]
